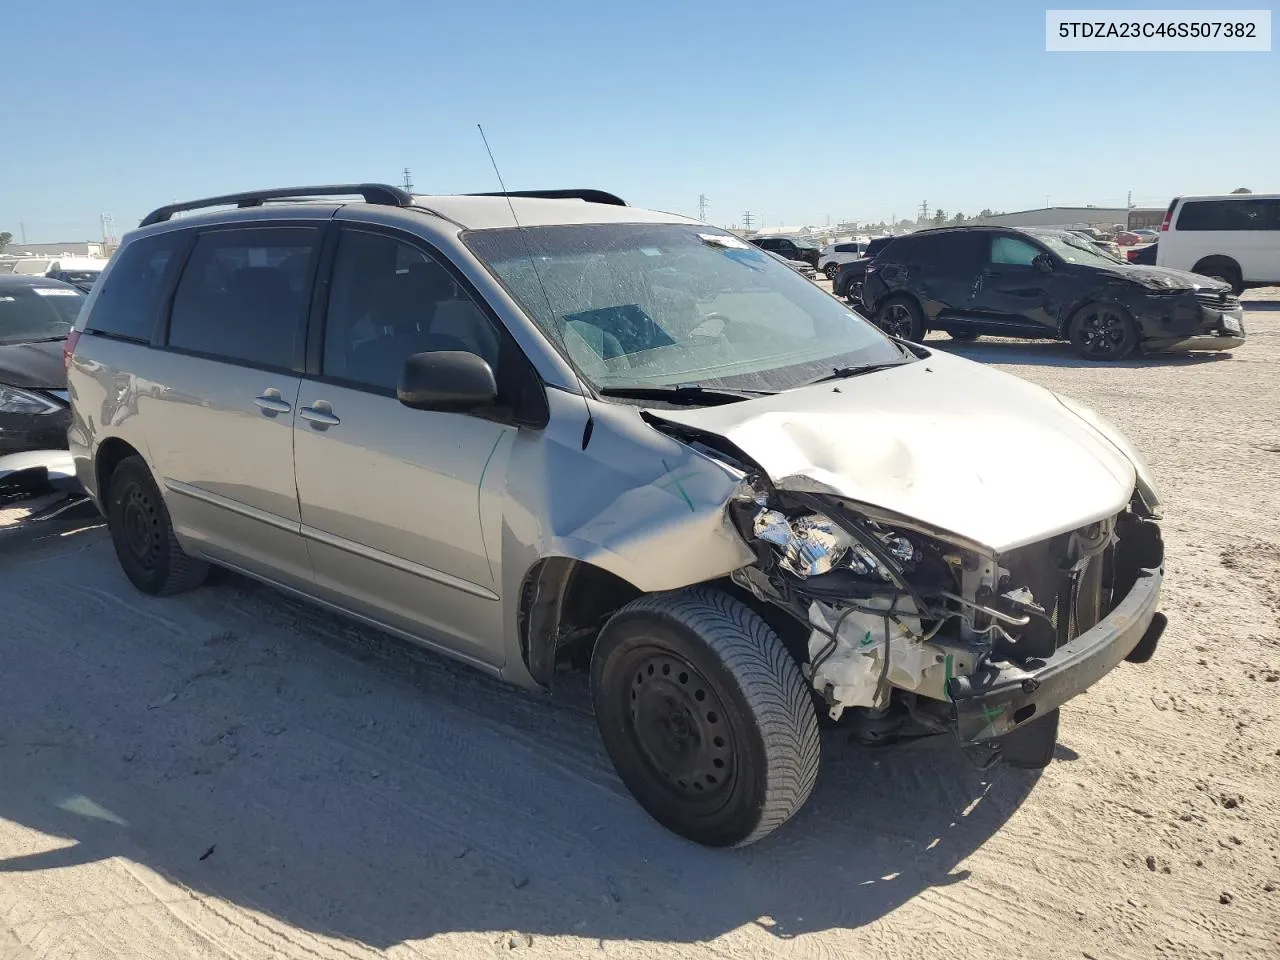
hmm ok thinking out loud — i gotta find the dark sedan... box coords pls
[860,226,1244,360]
[0,276,82,455]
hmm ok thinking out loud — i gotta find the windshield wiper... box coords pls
[800,361,911,387]
[598,384,776,406]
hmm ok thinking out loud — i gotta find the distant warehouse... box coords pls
[968,206,1166,230]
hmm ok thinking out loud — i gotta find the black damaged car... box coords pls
[0,276,82,455]
[860,225,1246,360]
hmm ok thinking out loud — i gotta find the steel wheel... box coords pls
[1070,303,1139,360]
[106,455,209,595]
[627,650,735,801]
[119,480,162,572]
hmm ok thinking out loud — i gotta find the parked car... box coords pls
[4,256,107,292]
[860,225,1245,359]
[1114,231,1143,246]
[1156,194,1280,294]
[1130,228,1160,244]
[1127,242,1158,265]
[0,275,81,456]
[67,183,1167,846]
[747,234,821,267]
[818,240,869,280]
[833,236,896,300]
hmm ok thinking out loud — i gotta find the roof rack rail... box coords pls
[139,183,413,227]
[466,189,626,207]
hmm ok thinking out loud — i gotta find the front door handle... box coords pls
[299,400,341,427]
[254,388,292,415]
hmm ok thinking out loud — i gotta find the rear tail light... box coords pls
[63,329,82,371]
[1160,200,1176,232]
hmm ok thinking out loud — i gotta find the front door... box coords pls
[148,224,320,586]
[969,233,1056,334]
[291,225,515,667]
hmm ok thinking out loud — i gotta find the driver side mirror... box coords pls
[397,351,497,413]
[1032,253,1055,274]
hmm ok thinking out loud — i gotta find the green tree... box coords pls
[932,209,947,226]
[0,231,11,253]
[977,208,994,218]
[951,211,966,224]
[1231,187,1252,194]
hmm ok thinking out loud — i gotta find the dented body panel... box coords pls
[647,348,1136,553]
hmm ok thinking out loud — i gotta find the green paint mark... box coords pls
[477,433,507,583]
[660,459,696,512]
[859,630,875,647]
[981,703,1006,728]
[943,654,954,701]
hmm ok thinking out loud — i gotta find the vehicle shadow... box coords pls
[0,523,1041,950]
[925,336,1237,370]
[1240,299,1280,312]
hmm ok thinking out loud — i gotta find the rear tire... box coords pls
[1068,302,1140,361]
[105,455,208,596]
[591,586,820,847]
[823,263,840,281]
[1190,257,1243,296]
[876,295,926,341]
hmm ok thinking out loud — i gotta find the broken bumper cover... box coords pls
[946,564,1163,742]
[0,449,83,494]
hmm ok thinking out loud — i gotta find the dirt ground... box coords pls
[2,294,1278,960]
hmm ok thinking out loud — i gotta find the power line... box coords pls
[698,194,710,221]
[742,210,754,231]
[402,167,414,193]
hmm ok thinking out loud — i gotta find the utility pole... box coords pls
[698,194,710,221]
[19,222,26,244]
[402,167,414,193]
[742,210,754,231]
[1127,189,1133,208]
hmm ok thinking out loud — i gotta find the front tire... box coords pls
[823,263,840,281]
[1068,302,1140,360]
[591,587,820,847]
[106,455,209,596]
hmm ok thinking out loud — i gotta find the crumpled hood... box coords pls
[1093,262,1229,292]
[0,339,66,390]
[648,350,1138,553]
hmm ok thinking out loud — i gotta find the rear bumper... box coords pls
[947,563,1164,742]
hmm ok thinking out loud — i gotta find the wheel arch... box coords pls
[95,436,145,501]
[517,558,812,689]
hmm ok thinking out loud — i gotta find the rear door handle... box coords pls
[299,401,340,427]
[254,388,292,415]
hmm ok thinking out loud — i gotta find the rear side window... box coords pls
[167,227,318,370]
[1176,198,1280,231]
[930,233,984,269]
[84,232,185,341]
[834,242,863,254]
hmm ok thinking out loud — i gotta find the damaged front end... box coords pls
[728,480,1165,762]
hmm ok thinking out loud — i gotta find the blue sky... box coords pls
[3,0,1276,241]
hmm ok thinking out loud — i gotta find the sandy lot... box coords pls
[2,296,1278,960]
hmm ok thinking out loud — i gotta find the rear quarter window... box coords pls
[85,232,187,342]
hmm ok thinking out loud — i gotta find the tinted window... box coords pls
[990,235,1042,266]
[930,233,983,269]
[167,227,318,369]
[85,232,185,341]
[322,230,503,393]
[1176,198,1280,231]
[834,243,863,253]
[881,235,924,262]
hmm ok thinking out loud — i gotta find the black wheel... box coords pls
[1068,302,1140,360]
[947,330,980,342]
[876,295,925,341]
[823,263,840,281]
[105,455,208,595]
[591,586,820,847]
[1191,258,1243,296]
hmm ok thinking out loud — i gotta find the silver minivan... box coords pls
[65,184,1167,847]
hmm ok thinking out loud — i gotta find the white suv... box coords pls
[817,240,870,280]
[1155,194,1280,294]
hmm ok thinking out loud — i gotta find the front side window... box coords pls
[85,232,185,341]
[465,223,908,393]
[167,227,317,369]
[0,284,85,344]
[989,235,1043,266]
[321,229,503,393]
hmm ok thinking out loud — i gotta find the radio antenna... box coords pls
[476,124,594,417]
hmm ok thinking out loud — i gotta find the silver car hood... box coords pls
[648,349,1137,553]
